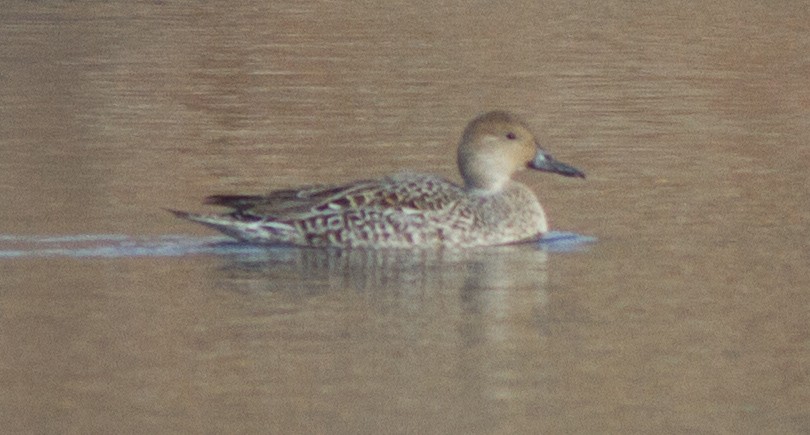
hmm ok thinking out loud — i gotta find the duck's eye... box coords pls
[506,132,517,140]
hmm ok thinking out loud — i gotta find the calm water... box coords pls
[1,1,808,433]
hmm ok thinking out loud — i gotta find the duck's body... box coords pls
[171,111,584,248]
[171,173,547,248]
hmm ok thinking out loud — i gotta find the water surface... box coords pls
[1,1,808,433]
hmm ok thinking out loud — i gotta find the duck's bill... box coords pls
[529,151,586,178]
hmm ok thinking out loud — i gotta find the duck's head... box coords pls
[457,111,585,192]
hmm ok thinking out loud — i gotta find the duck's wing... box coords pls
[205,180,380,218]
[205,174,464,220]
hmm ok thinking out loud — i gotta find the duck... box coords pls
[169,111,585,248]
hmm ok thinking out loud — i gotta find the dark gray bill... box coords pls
[529,150,586,178]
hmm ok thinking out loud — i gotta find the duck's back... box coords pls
[209,173,462,218]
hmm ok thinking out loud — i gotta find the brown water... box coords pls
[1,1,808,433]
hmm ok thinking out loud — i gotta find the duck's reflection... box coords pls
[208,243,552,404]
[214,245,547,307]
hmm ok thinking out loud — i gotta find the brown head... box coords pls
[456,111,585,191]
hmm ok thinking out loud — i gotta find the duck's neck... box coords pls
[465,178,512,195]
[461,165,512,193]
[459,148,516,193]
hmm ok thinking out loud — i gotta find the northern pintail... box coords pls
[170,111,585,248]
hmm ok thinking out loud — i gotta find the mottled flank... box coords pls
[170,111,584,248]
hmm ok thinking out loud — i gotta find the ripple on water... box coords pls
[0,231,595,258]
